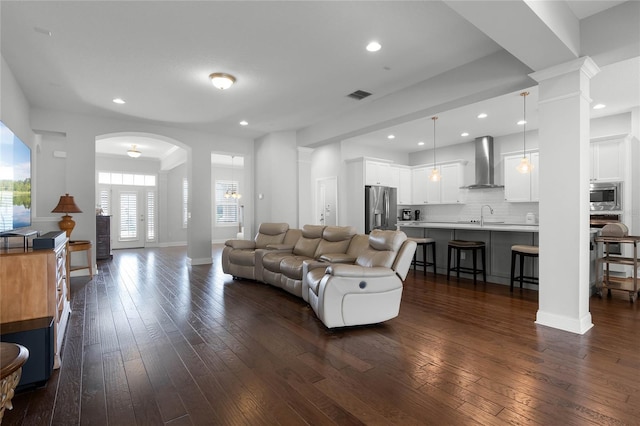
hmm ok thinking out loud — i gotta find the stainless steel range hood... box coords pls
[461,136,504,189]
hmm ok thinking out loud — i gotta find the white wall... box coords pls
[254,131,297,228]
[29,107,253,265]
[0,56,34,148]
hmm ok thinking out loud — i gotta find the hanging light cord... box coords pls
[432,116,438,165]
[521,91,528,157]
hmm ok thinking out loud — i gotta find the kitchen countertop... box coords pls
[398,221,539,232]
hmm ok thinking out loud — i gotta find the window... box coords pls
[99,189,110,215]
[182,177,188,228]
[215,180,239,224]
[146,191,156,241]
[119,192,137,240]
[98,172,156,186]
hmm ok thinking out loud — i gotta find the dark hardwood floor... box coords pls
[4,245,640,425]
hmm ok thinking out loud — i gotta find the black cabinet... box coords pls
[96,216,112,260]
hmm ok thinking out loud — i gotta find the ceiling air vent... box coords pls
[347,90,372,100]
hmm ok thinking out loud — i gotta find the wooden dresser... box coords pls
[96,215,112,260]
[0,239,70,368]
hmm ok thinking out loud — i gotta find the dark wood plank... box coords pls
[4,244,640,425]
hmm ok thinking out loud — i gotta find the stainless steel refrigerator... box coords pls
[365,185,397,233]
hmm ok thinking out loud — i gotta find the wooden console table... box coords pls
[0,239,70,368]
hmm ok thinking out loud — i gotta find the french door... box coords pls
[111,186,156,249]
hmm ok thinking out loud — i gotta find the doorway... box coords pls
[98,183,157,250]
[315,177,338,226]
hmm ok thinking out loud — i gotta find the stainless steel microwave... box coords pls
[590,181,621,211]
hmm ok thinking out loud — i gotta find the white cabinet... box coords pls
[411,167,429,204]
[590,138,624,182]
[394,166,412,205]
[440,163,465,204]
[504,151,539,202]
[365,160,392,186]
[412,162,465,204]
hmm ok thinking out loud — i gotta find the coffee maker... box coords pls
[414,210,421,221]
[402,209,412,221]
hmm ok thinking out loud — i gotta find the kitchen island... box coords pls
[398,221,599,289]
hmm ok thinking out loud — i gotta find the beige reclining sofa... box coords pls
[222,223,416,328]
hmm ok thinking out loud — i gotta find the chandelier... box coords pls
[516,91,533,174]
[225,156,242,199]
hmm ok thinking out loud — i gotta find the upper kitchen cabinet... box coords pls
[590,137,625,182]
[413,161,465,204]
[412,166,429,204]
[391,165,412,205]
[365,160,393,186]
[504,151,539,202]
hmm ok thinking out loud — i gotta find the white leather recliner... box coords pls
[304,229,416,328]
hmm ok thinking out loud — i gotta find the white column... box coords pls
[187,145,213,265]
[530,57,600,334]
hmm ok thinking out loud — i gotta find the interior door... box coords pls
[316,177,337,226]
[112,187,145,249]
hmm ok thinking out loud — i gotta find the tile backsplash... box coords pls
[411,188,539,224]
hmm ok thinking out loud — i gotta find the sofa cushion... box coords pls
[255,223,289,249]
[316,226,356,257]
[292,225,324,257]
[262,252,291,272]
[356,230,407,268]
[280,256,310,280]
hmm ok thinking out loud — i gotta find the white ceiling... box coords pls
[2,1,637,159]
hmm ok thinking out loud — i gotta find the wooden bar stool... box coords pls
[67,240,93,279]
[408,237,436,275]
[510,245,539,291]
[447,240,486,284]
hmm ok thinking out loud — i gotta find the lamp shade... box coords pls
[51,193,82,214]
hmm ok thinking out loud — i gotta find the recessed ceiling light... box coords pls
[477,113,487,119]
[418,141,425,146]
[461,132,469,137]
[387,134,395,140]
[593,103,606,110]
[239,120,248,126]
[366,41,381,52]
[113,98,126,104]
[34,27,52,36]
[517,120,527,125]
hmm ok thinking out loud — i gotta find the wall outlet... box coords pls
[460,252,466,260]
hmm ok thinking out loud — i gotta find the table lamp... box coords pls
[51,193,82,238]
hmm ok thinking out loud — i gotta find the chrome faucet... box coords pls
[480,204,494,227]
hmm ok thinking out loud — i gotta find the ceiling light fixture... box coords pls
[418,141,425,146]
[429,116,440,182]
[517,120,527,125]
[239,120,248,126]
[516,91,533,174]
[461,132,469,137]
[113,98,126,104]
[224,156,242,199]
[366,41,381,52]
[209,73,236,90]
[387,134,395,140]
[127,144,141,158]
[477,113,488,119]
[593,103,606,110]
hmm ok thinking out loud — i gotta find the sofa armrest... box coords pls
[301,259,329,303]
[326,264,396,278]
[318,253,357,264]
[266,243,295,251]
[225,239,256,250]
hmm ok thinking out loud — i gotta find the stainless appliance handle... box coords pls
[383,188,389,228]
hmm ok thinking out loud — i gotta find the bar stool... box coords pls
[510,245,539,291]
[408,237,436,275]
[447,240,486,284]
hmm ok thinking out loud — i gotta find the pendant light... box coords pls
[516,91,533,174]
[224,156,242,199]
[429,116,440,182]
